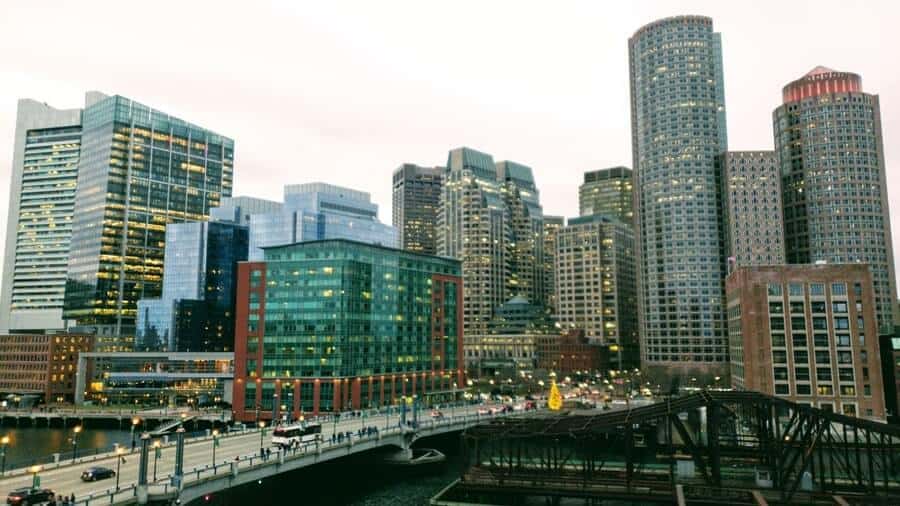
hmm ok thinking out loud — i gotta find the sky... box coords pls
[1,0,899,294]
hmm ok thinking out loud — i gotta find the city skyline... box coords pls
[2,1,900,300]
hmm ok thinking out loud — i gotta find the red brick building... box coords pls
[0,333,94,405]
[536,329,604,375]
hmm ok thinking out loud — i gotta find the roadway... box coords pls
[0,404,495,503]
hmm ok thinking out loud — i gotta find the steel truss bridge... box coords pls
[448,391,900,505]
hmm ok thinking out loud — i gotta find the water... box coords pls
[0,427,134,470]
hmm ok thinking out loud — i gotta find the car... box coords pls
[476,408,489,415]
[6,487,54,505]
[81,466,116,482]
[430,410,444,419]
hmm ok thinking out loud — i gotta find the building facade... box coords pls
[555,215,639,369]
[579,167,634,224]
[1,98,85,334]
[542,216,564,315]
[878,333,900,423]
[629,16,729,374]
[437,147,545,336]
[209,196,283,226]
[0,333,94,404]
[232,240,462,420]
[392,164,442,255]
[720,151,785,268]
[249,183,397,260]
[536,329,604,376]
[726,264,885,420]
[63,93,234,351]
[136,220,249,352]
[464,333,537,379]
[776,67,898,334]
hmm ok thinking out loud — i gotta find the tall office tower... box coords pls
[392,164,443,255]
[542,216,564,315]
[579,167,634,224]
[555,215,639,369]
[629,16,729,374]
[1,99,84,334]
[497,160,545,308]
[248,182,397,260]
[136,219,248,352]
[63,93,234,350]
[438,147,508,336]
[210,196,283,226]
[720,151,785,267]
[776,67,898,334]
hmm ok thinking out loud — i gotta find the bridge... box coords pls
[0,409,229,430]
[0,404,530,505]
[434,390,900,505]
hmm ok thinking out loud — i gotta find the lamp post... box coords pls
[258,421,266,457]
[29,465,41,489]
[114,447,125,491]
[211,429,219,468]
[1,435,9,475]
[152,440,161,481]
[72,425,82,462]
[131,417,140,451]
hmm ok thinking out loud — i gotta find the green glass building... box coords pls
[63,93,233,350]
[233,239,462,420]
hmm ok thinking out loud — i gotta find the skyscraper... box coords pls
[1,98,85,333]
[776,67,898,334]
[392,164,442,255]
[63,93,234,350]
[209,196,283,226]
[248,182,397,260]
[542,216,564,315]
[629,16,729,374]
[437,147,545,336]
[136,219,248,352]
[720,151,785,267]
[555,214,639,369]
[579,167,634,224]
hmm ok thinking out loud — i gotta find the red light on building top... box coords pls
[782,66,862,103]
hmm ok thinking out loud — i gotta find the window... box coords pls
[815,351,831,364]
[772,333,786,347]
[864,385,871,396]
[810,283,825,296]
[792,333,807,348]
[832,283,847,296]
[813,334,829,347]
[794,350,808,364]
[838,368,854,382]
[834,317,849,330]
[840,385,856,396]
[832,301,848,313]
[770,318,785,331]
[818,385,834,395]
[790,301,805,314]
[773,350,787,364]
[791,317,806,330]
[769,302,784,314]
[774,367,788,380]
[796,384,811,395]
[795,367,810,381]
[820,402,834,412]
[789,283,804,297]
[816,367,832,381]
[862,367,869,381]
[810,301,826,313]
[768,283,782,296]
[775,384,790,395]
[836,334,851,347]
[842,403,857,416]
[838,351,853,364]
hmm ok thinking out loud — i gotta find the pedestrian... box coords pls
[70,493,75,505]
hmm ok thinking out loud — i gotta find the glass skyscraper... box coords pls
[776,67,898,333]
[232,239,462,419]
[392,164,443,255]
[136,219,248,352]
[248,183,397,260]
[579,167,634,225]
[629,16,729,374]
[1,98,84,333]
[63,93,234,350]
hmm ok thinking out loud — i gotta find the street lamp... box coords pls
[211,429,219,468]
[114,447,125,490]
[131,417,140,451]
[72,425,82,462]
[258,421,266,457]
[152,440,161,481]
[1,435,9,475]
[29,465,41,489]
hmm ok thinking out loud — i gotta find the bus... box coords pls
[271,422,323,448]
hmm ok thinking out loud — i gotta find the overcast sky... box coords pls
[1,0,899,294]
